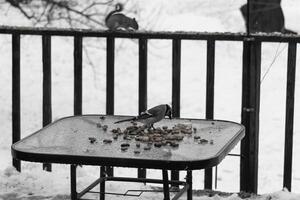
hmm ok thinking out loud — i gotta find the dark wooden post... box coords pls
[204,39,215,189]
[74,35,83,116]
[283,42,297,191]
[240,39,261,193]
[42,35,52,171]
[138,38,148,179]
[12,33,21,172]
[171,39,181,186]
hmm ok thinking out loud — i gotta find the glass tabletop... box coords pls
[12,115,245,170]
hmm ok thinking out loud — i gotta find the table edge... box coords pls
[11,115,245,170]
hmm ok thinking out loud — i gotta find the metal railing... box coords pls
[2,25,299,193]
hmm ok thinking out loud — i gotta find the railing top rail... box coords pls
[0,25,299,42]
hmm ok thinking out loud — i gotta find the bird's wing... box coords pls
[147,105,165,116]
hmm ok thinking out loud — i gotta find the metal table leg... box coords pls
[100,166,106,200]
[162,170,170,200]
[186,170,192,200]
[70,164,77,200]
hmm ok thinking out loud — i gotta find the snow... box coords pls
[1,0,300,199]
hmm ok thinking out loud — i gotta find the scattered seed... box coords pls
[96,122,205,150]
[134,150,141,154]
[99,116,105,120]
[144,146,151,150]
[103,139,112,144]
[194,136,201,140]
[154,142,162,148]
[102,125,108,131]
[128,131,138,135]
[121,147,128,151]
[113,135,118,140]
[121,143,130,147]
[111,129,118,133]
[140,136,150,142]
[153,137,163,142]
[199,139,208,144]
[182,129,193,134]
[170,142,179,148]
[131,121,138,126]
[176,135,184,141]
[165,135,177,140]
[165,140,172,145]
[88,137,97,144]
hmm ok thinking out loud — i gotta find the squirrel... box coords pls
[105,3,139,31]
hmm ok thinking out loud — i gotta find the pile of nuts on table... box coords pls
[87,117,214,153]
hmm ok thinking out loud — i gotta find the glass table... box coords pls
[12,115,245,200]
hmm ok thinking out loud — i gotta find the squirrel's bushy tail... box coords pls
[105,3,124,23]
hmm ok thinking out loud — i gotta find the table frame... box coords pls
[70,164,193,200]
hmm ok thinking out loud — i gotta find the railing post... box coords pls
[106,36,115,115]
[106,36,115,177]
[74,35,83,115]
[240,40,261,193]
[138,38,148,179]
[42,35,52,171]
[283,42,297,191]
[12,33,21,172]
[171,38,181,186]
[204,39,215,189]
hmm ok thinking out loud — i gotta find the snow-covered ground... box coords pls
[1,0,300,199]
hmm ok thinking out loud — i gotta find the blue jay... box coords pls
[114,104,172,129]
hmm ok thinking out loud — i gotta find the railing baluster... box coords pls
[204,39,215,189]
[283,42,297,191]
[12,33,21,172]
[240,40,261,193]
[138,38,148,114]
[74,35,83,115]
[106,36,115,115]
[171,38,181,186]
[106,36,115,177]
[42,35,52,171]
[138,38,148,179]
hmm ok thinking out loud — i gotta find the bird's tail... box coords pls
[114,117,136,124]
